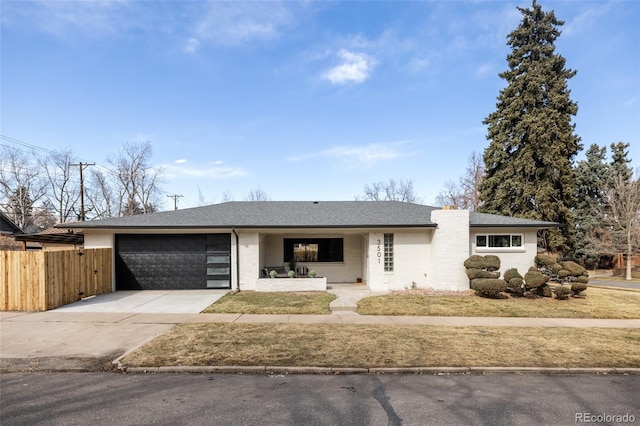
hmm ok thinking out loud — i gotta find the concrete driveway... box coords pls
[53,290,229,314]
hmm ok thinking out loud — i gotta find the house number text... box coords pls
[376,239,382,264]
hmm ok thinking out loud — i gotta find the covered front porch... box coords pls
[256,231,369,288]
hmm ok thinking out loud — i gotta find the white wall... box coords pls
[237,231,260,291]
[470,228,538,276]
[429,210,471,291]
[83,232,114,249]
[367,231,431,291]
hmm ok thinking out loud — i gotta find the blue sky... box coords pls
[1,1,638,210]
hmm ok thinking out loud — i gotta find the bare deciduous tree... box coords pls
[0,146,48,231]
[108,141,164,216]
[40,149,80,223]
[435,151,484,210]
[245,186,271,201]
[359,179,419,203]
[603,172,640,280]
[85,168,116,219]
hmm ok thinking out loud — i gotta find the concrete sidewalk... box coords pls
[2,310,639,373]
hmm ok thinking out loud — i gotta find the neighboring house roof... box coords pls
[60,201,558,230]
[469,212,558,228]
[0,211,25,235]
[13,226,84,245]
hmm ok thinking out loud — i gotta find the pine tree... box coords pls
[479,0,581,254]
[610,142,632,182]
[573,144,611,263]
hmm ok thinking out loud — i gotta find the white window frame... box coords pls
[475,233,524,252]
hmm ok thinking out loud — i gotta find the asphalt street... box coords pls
[1,372,638,426]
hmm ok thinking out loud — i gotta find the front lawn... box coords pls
[202,291,336,315]
[121,323,640,368]
[357,287,640,319]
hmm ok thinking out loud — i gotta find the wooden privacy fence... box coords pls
[1,248,112,311]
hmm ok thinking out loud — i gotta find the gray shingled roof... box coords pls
[469,211,558,228]
[61,201,558,229]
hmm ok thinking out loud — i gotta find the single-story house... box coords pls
[61,201,557,292]
[13,226,84,251]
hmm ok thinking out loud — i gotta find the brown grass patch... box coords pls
[202,291,336,315]
[121,323,640,368]
[357,287,640,318]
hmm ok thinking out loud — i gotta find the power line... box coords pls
[167,194,183,210]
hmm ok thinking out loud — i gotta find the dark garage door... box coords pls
[115,234,231,290]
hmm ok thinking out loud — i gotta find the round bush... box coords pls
[551,263,563,274]
[471,278,508,297]
[464,255,487,270]
[571,283,588,294]
[503,268,522,282]
[477,270,500,279]
[507,277,524,294]
[465,268,482,280]
[483,255,501,271]
[557,270,570,278]
[554,286,572,300]
[559,261,587,276]
[540,284,552,298]
[524,270,550,288]
[576,276,589,284]
[535,254,557,267]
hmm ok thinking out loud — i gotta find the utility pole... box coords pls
[167,194,183,210]
[71,162,95,221]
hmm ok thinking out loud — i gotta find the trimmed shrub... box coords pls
[559,261,587,276]
[524,270,550,288]
[503,268,522,282]
[551,263,563,274]
[571,283,588,295]
[576,276,589,284]
[483,255,501,271]
[471,279,508,298]
[540,285,552,298]
[477,270,501,279]
[465,268,481,280]
[557,270,570,278]
[464,255,487,270]
[535,254,557,267]
[507,277,525,293]
[554,286,572,300]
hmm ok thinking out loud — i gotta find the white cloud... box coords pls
[476,62,494,78]
[289,141,407,168]
[322,49,377,85]
[184,38,201,54]
[175,159,187,164]
[163,162,246,179]
[193,2,294,46]
[564,3,612,37]
[212,160,224,165]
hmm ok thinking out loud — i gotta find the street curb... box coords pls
[117,365,640,375]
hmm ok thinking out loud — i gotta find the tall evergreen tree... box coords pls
[479,0,581,254]
[610,142,632,182]
[573,144,611,262]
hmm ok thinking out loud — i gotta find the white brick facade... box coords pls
[429,209,471,291]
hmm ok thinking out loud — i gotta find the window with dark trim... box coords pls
[284,238,344,262]
[476,234,523,248]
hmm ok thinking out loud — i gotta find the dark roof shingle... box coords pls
[61,201,558,230]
